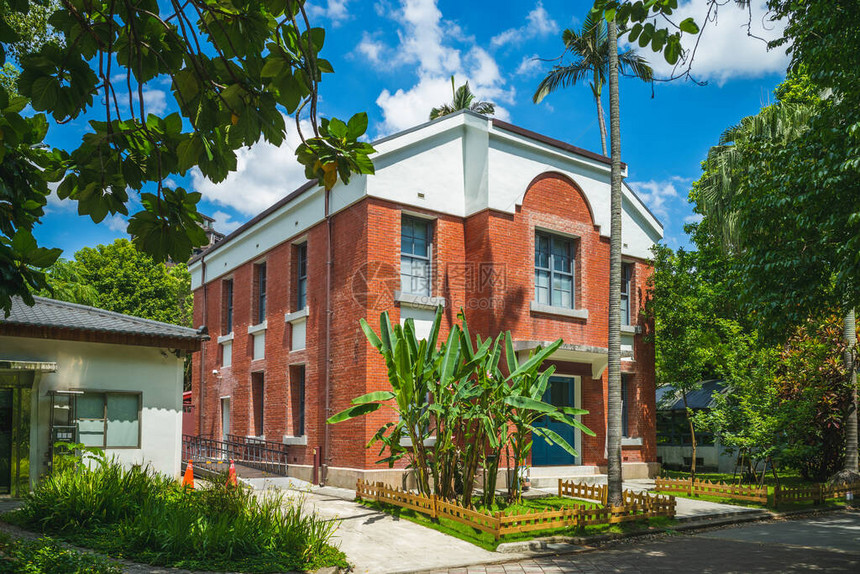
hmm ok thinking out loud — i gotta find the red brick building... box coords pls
[189,111,663,488]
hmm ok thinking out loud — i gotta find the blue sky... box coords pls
[35,0,789,258]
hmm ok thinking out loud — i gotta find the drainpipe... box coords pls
[198,257,207,437]
[323,186,333,485]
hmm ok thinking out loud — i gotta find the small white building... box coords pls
[0,296,205,495]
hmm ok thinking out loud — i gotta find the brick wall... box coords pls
[191,172,658,473]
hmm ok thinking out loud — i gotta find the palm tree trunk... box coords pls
[606,18,624,507]
[844,308,858,474]
[593,76,608,156]
[596,97,608,157]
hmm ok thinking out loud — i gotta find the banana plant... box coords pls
[502,332,596,501]
[327,306,445,495]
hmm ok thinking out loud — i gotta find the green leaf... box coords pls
[346,112,368,140]
[351,391,396,405]
[679,17,699,35]
[327,402,382,424]
[533,426,579,458]
[504,396,555,413]
[360,318,384,350]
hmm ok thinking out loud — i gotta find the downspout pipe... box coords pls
[198,256,207,437]
[323,187,333,485]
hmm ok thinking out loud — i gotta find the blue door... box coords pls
[532,376,577,466]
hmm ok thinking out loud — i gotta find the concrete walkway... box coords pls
[250,475,773,574]
[250,478,526,574]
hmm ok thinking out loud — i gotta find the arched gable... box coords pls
[521,172,596,226]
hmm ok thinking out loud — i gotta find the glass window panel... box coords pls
[559,289,571,309]
[413,220,426,241]
[77,393,105,419]
[106,394,139,447]
[78,420,105,447]
[536,287,549,305]
[621,297,630,326]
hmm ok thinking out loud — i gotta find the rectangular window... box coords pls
[621,263,632,325]
[76,392,140,448]
[621,375,630,437]
[256,263,267,324]
[296,243,308,310]
[251,373,264,437]
[223,279,233,334]
[535,232,575,308]
[401,216,432,296]
[291,365,305,437]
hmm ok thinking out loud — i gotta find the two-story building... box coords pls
[189,110,663,488]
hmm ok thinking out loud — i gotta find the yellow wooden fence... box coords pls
[656,476,860,507]
[356,478,676,540]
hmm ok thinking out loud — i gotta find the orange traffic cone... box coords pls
[182,460,194,489]
[227,459,238,487]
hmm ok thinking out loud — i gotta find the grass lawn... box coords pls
[360,497,674,551]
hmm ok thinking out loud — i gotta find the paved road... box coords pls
[433,512,860,574]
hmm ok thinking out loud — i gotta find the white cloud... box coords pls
[372,1,515,135]
[395,0,461,74]
[211,210,243,234]
[634,1,789,85]
[516,54,543,77]
[105,214,128,233]
[491,2,558,48]
[628,176,690,222]
[142,88,167,115]
[684,213,704,224]
[356,32,386,64]
[307,1,351,25]
[190,118,313,216]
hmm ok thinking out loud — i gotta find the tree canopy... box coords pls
[0,0,374,316]
[40,239,192,327]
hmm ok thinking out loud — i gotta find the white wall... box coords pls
[0,336,185,481]
[190,111,664,288]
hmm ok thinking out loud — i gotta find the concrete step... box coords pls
[528,466,603,489]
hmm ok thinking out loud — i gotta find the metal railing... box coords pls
[182,434,289,476]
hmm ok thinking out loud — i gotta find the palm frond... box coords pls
[618,50,653,82]
[430,80,496,119]
[532,62,592,103]
[698,102,817,252]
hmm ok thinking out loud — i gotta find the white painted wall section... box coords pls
[0,336,184,482]
[190,110,664,289]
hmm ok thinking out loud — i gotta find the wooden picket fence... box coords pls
[558,479,607,504]
[656,476,860,507]
[655,477,768,503]
[773,481,860,506]
[356,479,676,540]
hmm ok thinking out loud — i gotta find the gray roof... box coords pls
[656,379,726,411]
[2,296,203,342]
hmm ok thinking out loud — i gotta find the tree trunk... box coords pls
[593,80,608,156]
[844,308,858,474]
[683,392,697,483]
[606,18,624,507]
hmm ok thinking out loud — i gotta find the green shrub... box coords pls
[10,459,346,572]
[0,533,122,574]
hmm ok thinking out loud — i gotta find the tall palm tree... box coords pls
[606,17,624,507]
[698,101,859,480]
[533,12,652,156]
[429,76,495,120]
